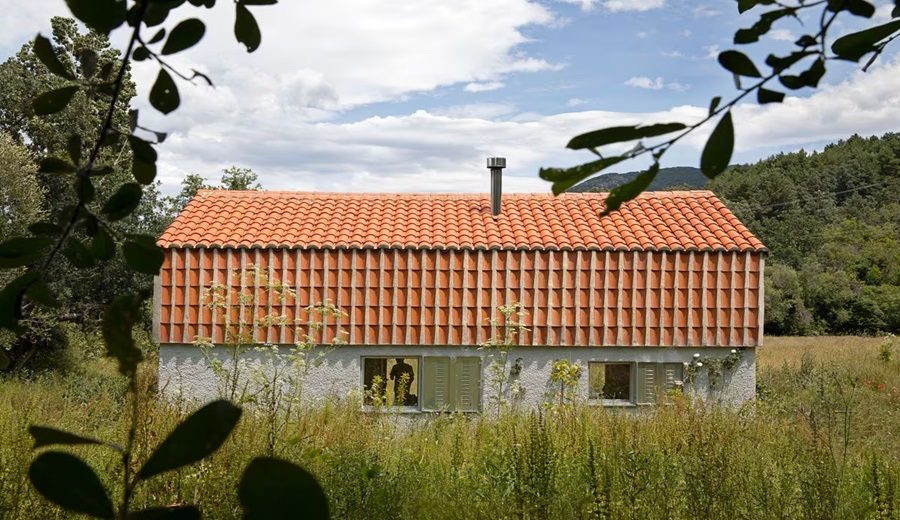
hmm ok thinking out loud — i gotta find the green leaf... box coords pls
[778,74,805,90]
[28,222,63,236]
[29,451,114,518]
[102,183,143,222]
[602,162,660,215]
[0,273,39,333]
[718,50,762,78]
[33,85,79,116]
[765,51,814,72]
[133,46,151,62]
[827,0,876,18]
[63,239,96,269]
[795,35,817,47]
[239,457,329,520]
[700,111,734,179]
[799,58,826,88]
[102,292,145,376]
[0,237,52,268]
[539,156,627,195]
[162,18,206,55]
[737,0,775,13]
[708,96,721,116]
[28,426,105,449]
[39,156,76,174]
[149,28,167,44]
[150,69,180,114]
[235,3,262,52]
[757,88,785,104]
[138,400,242,481]
[123,236,164,275]
[0,350,9,371]
[65,0,127,35]
[129,135,158,184]
[67,134,82,165]
[92,227,116,261]
[567,122,686,151]
[832,20,900,62]
[26,278,60,308]
[129,506,201,520]
[33,35,74,80]
[76,176,95,203]
[79,48,99,78]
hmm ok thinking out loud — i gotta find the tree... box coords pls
[166,167,261,218]
[220,166,261,191]
[0,1,328,517]
[0,134,44,242]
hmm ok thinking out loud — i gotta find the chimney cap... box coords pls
[486,157,506,169]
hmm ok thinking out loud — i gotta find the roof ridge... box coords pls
[190,190,716,198]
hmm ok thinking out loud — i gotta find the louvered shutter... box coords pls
[636,363,659,405]
[660,363,683,401]
[454,357,481,412]
[422,357,451,411]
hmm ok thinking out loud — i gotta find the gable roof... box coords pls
[158,190,766,253]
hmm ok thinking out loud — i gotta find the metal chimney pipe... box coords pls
[487,157,506,216]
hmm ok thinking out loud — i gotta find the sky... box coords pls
[1,0,899,194]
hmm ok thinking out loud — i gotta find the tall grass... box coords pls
[1,335,898,519]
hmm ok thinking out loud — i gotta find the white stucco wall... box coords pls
[158,344,756,410]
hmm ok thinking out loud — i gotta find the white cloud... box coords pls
[680,29,692,37]
[661,50,683,58]
[430,103,517,119]
[149,55,900,195]
[556,0,598,11]
[566,98,588,107]
[769,29,796,42]
[693,5,722,17]
[703,44,720,59]
[5,0,558,111]
[636,31,650,39]
[464,81,505,92]
[603,0,665,12]
[624,76,689,91]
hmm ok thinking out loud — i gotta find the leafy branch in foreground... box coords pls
[0,0,329,517]
[540,0,900,213]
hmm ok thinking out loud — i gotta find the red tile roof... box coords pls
[158,190,765,252]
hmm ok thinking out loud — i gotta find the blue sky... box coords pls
[1,0,898,193]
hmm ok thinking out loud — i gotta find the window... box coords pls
[362,356,481,412]
[363,357,420,407]
[588,362,684,405]
[589,363,632,403]
[422,357,481,412]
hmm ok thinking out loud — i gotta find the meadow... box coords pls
[1,335,898,519]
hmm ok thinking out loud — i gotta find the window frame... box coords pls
[360,356,423,413]
[359,355,483,413]
[588,361,636,407]
[588,361,685,407]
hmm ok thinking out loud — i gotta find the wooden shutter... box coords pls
[660,363,683,401]
[422,357,451,411]
[454,357,481,412]
[636,363,659,405]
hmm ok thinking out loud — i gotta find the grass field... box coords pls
[1,335,898,519]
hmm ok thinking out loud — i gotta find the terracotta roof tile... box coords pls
[158,190,766,252]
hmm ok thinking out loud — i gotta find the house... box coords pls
[154,161,766,411]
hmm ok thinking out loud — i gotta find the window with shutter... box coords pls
[454,357,481,412]
[422,357,451,411]
[636,363,685,405]
[637,363,660,405]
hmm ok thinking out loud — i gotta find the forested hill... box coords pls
[569,166,706,192]
[709,133,900,335]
